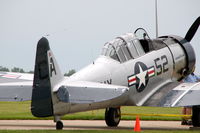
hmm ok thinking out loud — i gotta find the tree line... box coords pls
[0,66,76,76]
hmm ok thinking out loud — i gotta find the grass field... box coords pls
[0,101,184,121]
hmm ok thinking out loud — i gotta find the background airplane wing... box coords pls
[0,72,33,101]
[144,82,200,107]
[159,82,200,107]
[54,81,129,104]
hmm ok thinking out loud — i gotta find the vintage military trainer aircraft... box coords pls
[0,16,200,130]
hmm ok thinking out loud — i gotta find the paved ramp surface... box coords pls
[0,120,191,130]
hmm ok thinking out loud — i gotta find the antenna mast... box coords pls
[155,0,158,38]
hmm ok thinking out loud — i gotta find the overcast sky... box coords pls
[0,0,200,74]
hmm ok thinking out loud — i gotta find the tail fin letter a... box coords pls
[50,56,57,77]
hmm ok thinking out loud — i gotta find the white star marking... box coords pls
[136,65,147,89]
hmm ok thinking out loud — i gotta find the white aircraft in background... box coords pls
[0,17,200,130]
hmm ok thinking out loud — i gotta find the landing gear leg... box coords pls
[54,116,63,130]
[105,107,121,127]
[192,106,200,127]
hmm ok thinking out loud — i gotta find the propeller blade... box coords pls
[185,16,200,42]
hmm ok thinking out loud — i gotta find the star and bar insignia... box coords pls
[128,62,155,92]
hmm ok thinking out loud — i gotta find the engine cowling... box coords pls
[159,35,196,81]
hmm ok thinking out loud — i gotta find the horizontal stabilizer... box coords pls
[55,81,129,104]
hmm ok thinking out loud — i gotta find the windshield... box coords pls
[101,38,132,62]
[101,42,120,61]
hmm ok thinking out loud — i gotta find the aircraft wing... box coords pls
[159,82,200,107]
[55,81,129,104]
[0,72,33,101]
[144,82,200,107]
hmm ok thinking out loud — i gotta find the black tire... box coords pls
[105,108,121,127]
[192,106,200,127]
[56,121,63,130]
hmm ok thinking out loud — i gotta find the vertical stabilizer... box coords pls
[31,37,63,117]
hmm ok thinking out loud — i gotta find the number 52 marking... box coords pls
[154,55,168,75]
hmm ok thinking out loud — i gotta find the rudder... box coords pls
[31,37,53,117]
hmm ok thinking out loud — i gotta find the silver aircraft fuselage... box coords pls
[51,31,194,115]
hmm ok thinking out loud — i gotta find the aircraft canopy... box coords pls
[101,33,145,62]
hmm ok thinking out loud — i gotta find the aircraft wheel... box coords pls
[56,121,63,130]
[192,106,200,127]
[105,107,121,127]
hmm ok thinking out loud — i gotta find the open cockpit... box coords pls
[101,28,166,63]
